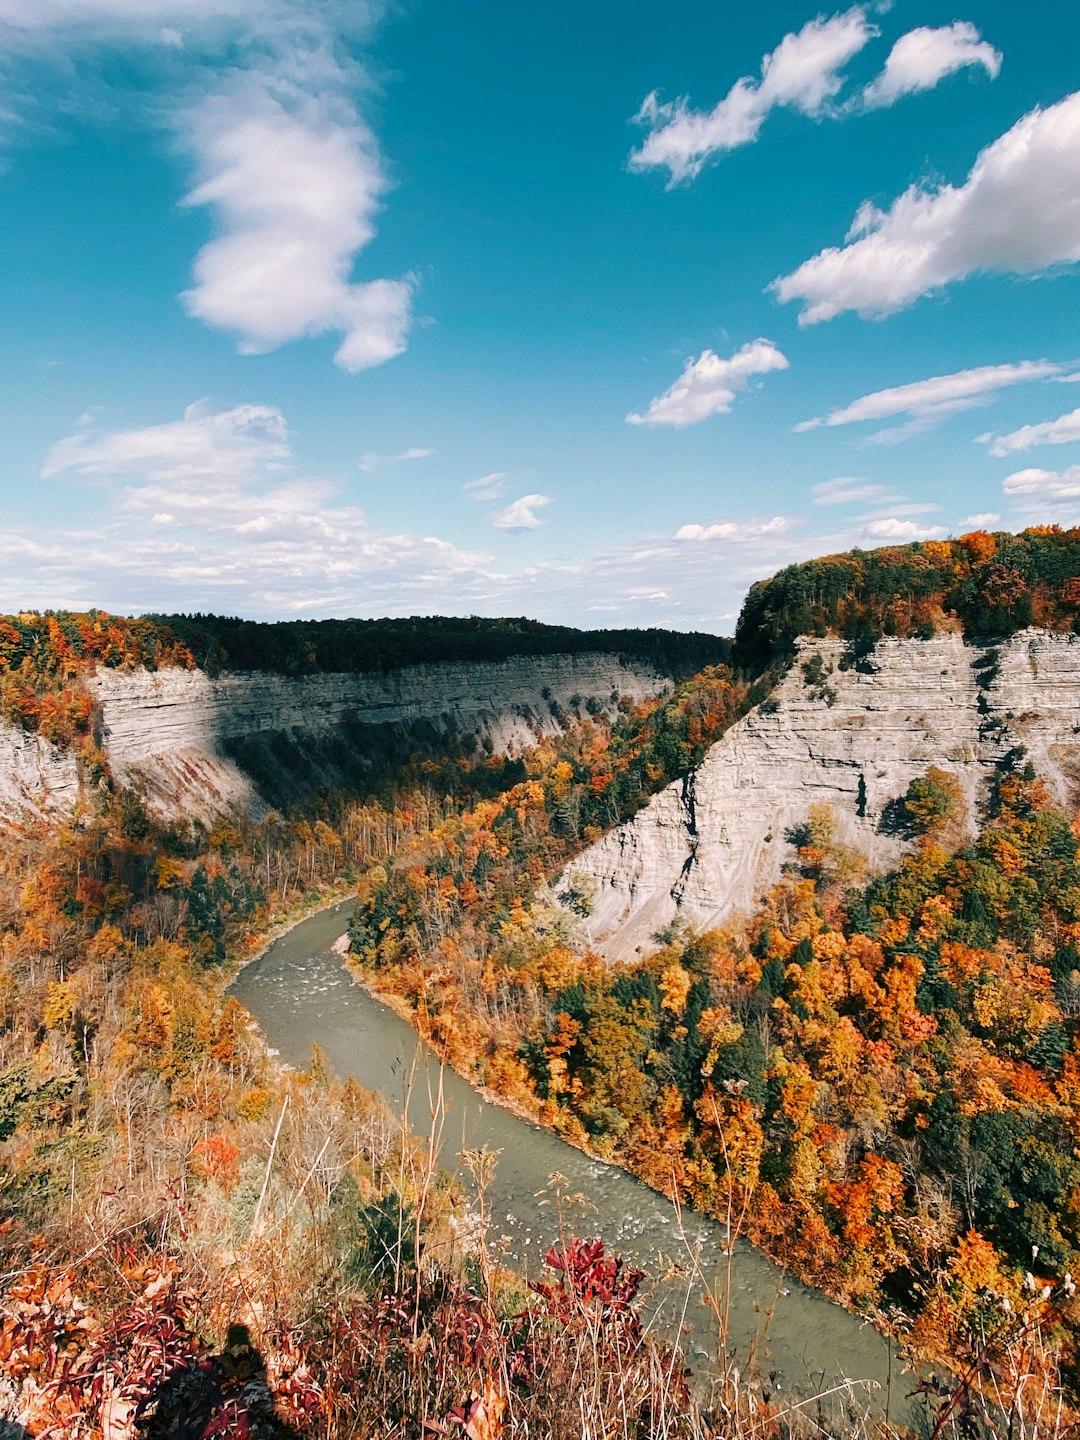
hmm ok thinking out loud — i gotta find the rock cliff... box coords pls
[558,630,1080,961]
[0,652,666,823]
[0,727,80,823]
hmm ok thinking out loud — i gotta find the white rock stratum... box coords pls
[558,631,1080,961]
[0,653,667,823]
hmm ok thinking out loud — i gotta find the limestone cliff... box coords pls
[0,652,667,822]
[558,630,1080,961]
[0,727,80,823]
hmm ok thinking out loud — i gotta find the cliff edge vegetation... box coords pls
[735,525,1080,669]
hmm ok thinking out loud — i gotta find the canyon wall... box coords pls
[558,630,1080,961]
[0,652,666,822]
[0,727,81,824]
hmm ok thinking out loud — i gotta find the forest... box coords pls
[5,527,1080,1436]
[734,525,1080,669]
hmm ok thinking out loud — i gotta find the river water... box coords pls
[230,900,905,1417]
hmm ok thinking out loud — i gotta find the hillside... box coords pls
[0,612,730,823]
[559,628,1080,958]
[6,532,1080,1436]
[734,525,1080,670]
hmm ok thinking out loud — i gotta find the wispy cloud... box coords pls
[861,22,1000,109]
[627,339,788,429]
[42,399,290,481]
[11,400,969,631]
[630,8,876,185]
[797,360,1064,443]
[981,406,1080,457]
[490,494,553,531]
[30,399,491,616]
[773,90,1080,324]
[811,477,900,506]
[359,447,436,473]
[464,472,508,501]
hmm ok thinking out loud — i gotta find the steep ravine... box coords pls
[560,630,1080,961]
[0,652,668,822]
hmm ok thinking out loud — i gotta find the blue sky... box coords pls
[2,0,1080,632]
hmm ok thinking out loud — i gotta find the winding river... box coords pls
[230,900,905,1417]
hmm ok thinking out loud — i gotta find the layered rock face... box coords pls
[0,727,80,823]
[559,631,1080,962]
[76,653,665,819]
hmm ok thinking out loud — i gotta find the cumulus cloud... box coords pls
[773,91,1080,323]
[865,516,945,539]
[0,1,413,373]
[630,8,876,185]
[464,472,508,501]
[959,512,1001,526]
[490,494,553,531]
[982,406,1080,457]
[180,79,413,372]
[861,22,1000,109]
[1003,466,1080,500]
[797,360,1064,442]
[674,516,790,542]
[627,339,788,428]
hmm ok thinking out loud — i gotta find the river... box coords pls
[230,899,906,1418]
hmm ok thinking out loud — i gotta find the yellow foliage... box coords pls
[42,980,76,1031]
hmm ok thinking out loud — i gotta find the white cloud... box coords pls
[13,400,970,630]
[0,0,265,30]
[464,472,507,501]
[797,360,1064,442]
[359,447,435,472]
[0,1,412,373]
[1002,465,1080,500]
[773,91,1080,324]
[812,477,900,505]
[983,406,1080,457]
[180,81,414,372]
[865,516,945,539]
[627,338,788,428]
[41,399,289,481]
[490,494,553,531]
[630,8,876,184]
[675,516,790,542]
[959,512,1000,526]
[861,23,1000,110]
[28,399,496,617]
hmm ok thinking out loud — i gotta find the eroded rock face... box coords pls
[79,653,666,820]
[558,631,1080,962]
[0,727,80,823]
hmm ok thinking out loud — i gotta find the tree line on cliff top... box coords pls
[734,525,1080,669]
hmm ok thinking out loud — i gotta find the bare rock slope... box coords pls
[559,631,1080,961]
[0,652,665,822]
